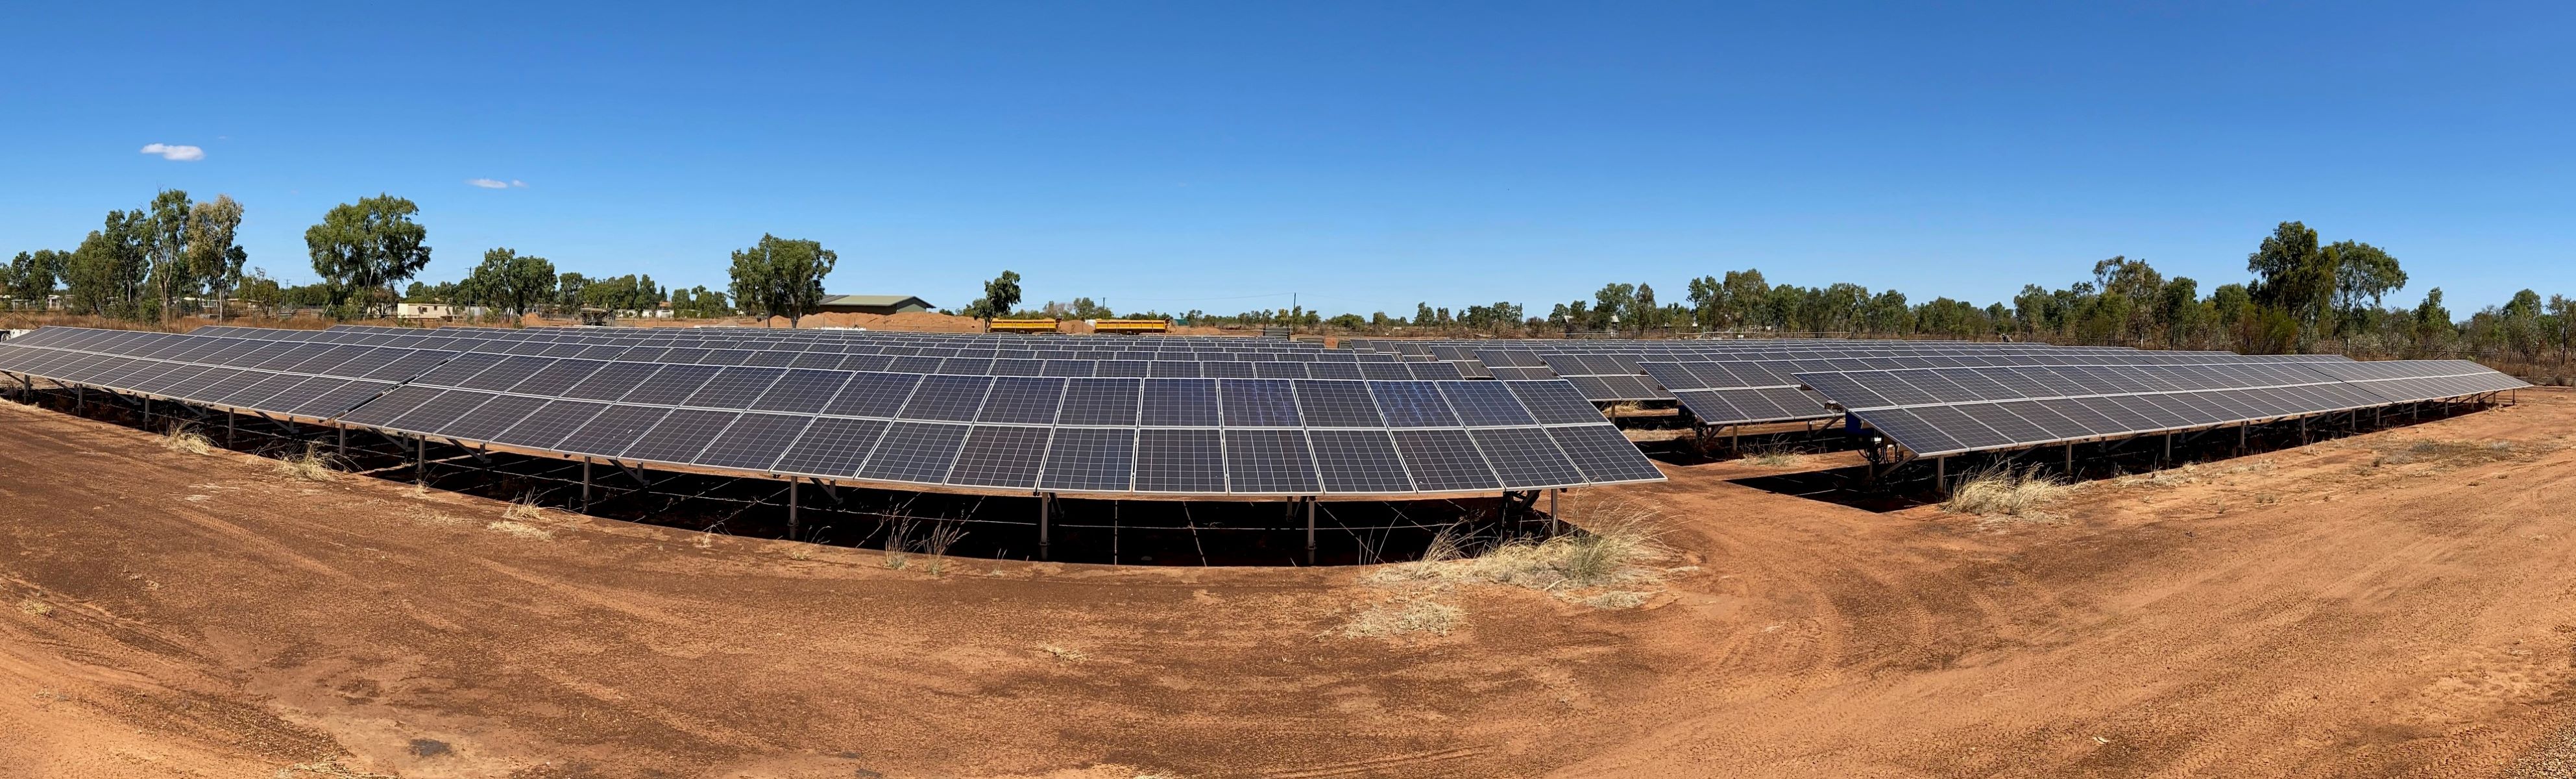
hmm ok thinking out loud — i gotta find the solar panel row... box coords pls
[0,327,1667,497]
[1799,360,2526,457]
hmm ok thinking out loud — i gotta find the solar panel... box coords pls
[1038,427,1135,492]
[494,400,611,449]
[624,408,740,463]
[1135,428,1226,493]
[690,413,810,471]
[1219,378,1301,427]
[857,421,971,483]
[976,377,1066,425]
[1390,429,1500,491]
[947,425,1052,489]
[772,417,889,476]
[1224,429,1320,493]
[1139,378,1220,427]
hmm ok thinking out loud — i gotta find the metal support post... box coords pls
[2063,442,2074,477]
[1935,456,1948,495]
[337,427,346,458]
[2163,433,2172,466]
[1038,493,1052,561]
[581,460,591,510]
[1306,497,1317,566]
[415,437,425,486]
[226,413,235,447]
[786,478,799,541]
[1548,489,1560,536]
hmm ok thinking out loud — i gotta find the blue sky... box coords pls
[3,2,2569,316]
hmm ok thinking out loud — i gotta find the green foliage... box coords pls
[968,270,1023,323]
[66,208,152,317]
[305,194,432,317]
[726,234,836,327]
[670,285,733,317]
[580,274,665,314]
[3,250,67,304]
[186,195,248,319]
[458,248,559,318]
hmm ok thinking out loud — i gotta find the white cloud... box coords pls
[140,143,204,161]
[468,178,529,189]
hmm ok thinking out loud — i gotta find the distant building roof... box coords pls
[817,294,934,308]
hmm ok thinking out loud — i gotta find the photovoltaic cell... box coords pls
[1139,378,1220,427]
[1545,425,1667,483]
[947,425,1052,489]
[1307,429,1414,493]
[1469,427,1586,488]
[1370,382,1458,427]
[1038,427,1134,492]
[556,405,672,458]
[492,400,610,449]
[683,367,788,409]
[976,377,1066,425]
[1057,378,1140,426]
[622,409,740,463]
[772,417,889,477]
[824,373,923,419]
[1219,378,1301,427]
[857,421,969,483]
[620,364,722,406]
[389,390,500,435]
[1291,380,1383,427]
[437,394,550,441]
[1135,428,1226,492]
[690,413,811,472]
[1440,382,1537,427]
[1222,429,1318,493]
[897,375,993,421]
[1391,428,1498,491]
[562,362,664,401]
[1503,381,1604,425]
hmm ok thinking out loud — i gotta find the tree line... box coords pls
[5,190,848,327]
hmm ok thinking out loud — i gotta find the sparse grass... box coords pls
[16,599,52,617]
[2222,459,2277,475]
[500,493,546,522]
[2375,438,2543,467]
[273,442,339,481]
[784,545,814,561]
[1567,590,1653,610]
[1339,599,1463,637]
[270,758,399,779]
[920,521,966,576]
[160,424,213,455]
[1038,644,1089,662]
[2252,491,2282,505]
[1941,466,2076,519]
[485,520,554,541]
[882,519,914,569]
[1742,444,1801,467]
[1370,499,1670,595]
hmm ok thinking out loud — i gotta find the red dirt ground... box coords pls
[5,390,2576,778]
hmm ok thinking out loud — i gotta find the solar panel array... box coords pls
[1798,359,2526,458]
[0,326,1665,497]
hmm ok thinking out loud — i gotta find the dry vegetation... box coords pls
[160,423,213,455]
[484,520,554,541]
[1038,644,1090,663]
[273,442,339,481]
[1741,444,1802,467]
[2370,438,2545,467]
[1940,466,2077,521]
[16,598,53,617]
[1339,599,1464,637]
[269,757,398,779]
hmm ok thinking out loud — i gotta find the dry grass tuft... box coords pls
[1941,466,2076,519]
[1742,444,1801,467]
[921,521,967,576]
[17,599,53,617]
[1339,599,1463,637]
[273,442,339,482]
[485,520,554,541]
[500,493,547,522]
[160,424,214,455]
[270,758,399,779]
[1038,644,1090,662]
[1370,499,1671,598]
[1566,590,1653,610]
[2376,438,2543,467]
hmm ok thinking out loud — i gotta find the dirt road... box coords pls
[3,391,2574,778]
